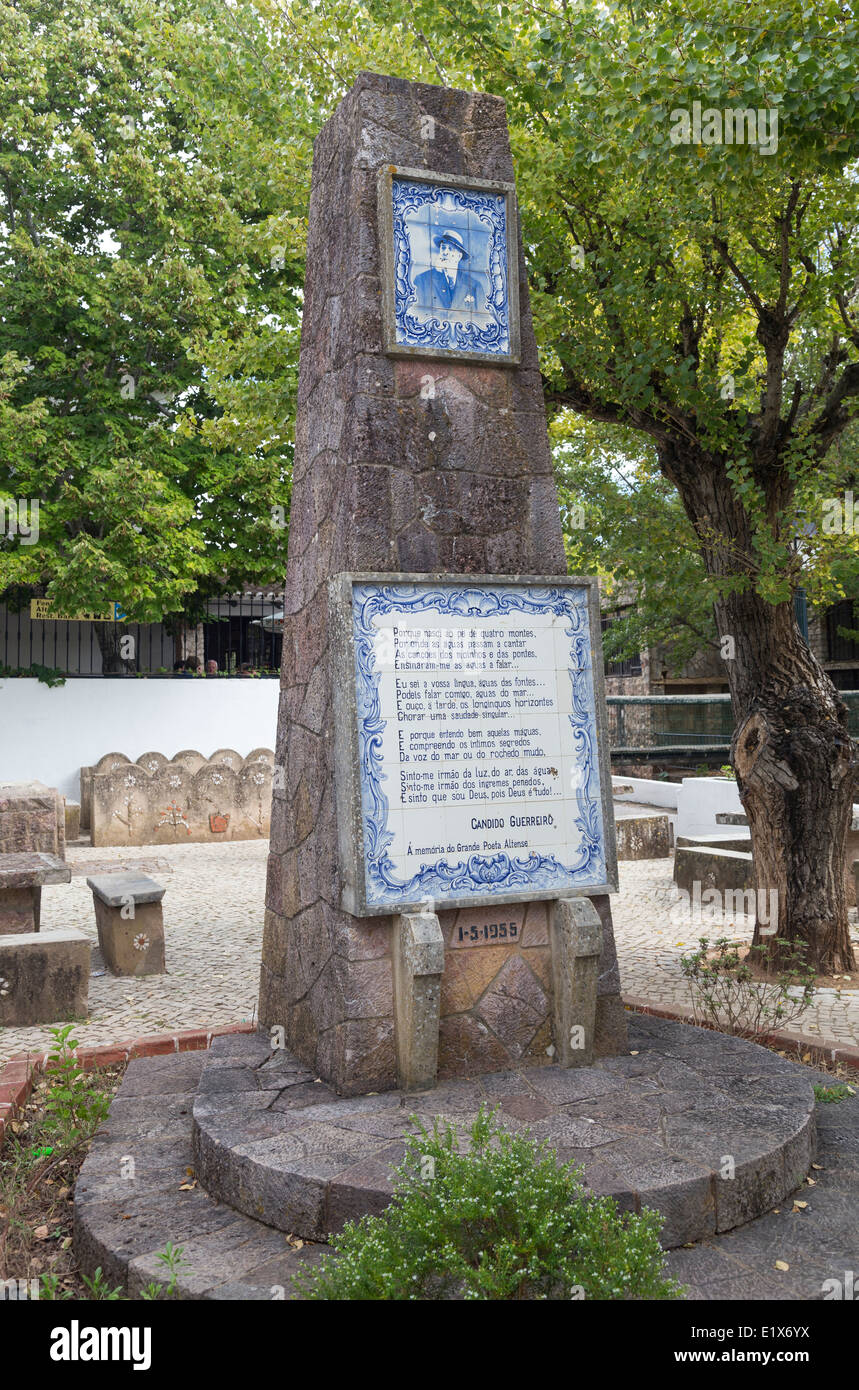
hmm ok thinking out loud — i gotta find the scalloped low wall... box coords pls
[88,749,274,846]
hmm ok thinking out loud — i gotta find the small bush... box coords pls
[293,1107,684,1301]
[680,936,816,1041]
[42,1025,111,1145]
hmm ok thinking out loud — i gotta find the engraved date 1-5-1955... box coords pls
[456,920,518,944]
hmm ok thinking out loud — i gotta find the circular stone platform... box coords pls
[191,1014,816,1250]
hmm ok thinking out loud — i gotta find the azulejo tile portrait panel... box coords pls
[377,168,521,364]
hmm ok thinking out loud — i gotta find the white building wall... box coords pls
[0,677,281,802]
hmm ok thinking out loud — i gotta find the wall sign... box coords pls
[377,167,521,364]
[331,574,617,916]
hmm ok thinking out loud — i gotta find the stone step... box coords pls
[73,1050,325,1300]
[189,1017,815,1251]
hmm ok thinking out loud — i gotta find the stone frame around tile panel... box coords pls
[329,572,619,917]
[377,166,521,365]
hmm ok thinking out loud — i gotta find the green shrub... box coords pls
[42,1025,111,1145]
[294,1107,684,1301]
[680,936,816,1041]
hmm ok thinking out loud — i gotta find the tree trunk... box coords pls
[94,623,136,675]
[659,444,856,976]
[717,589,855,975]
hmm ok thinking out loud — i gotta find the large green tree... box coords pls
[222,0,858,972]
[0,0,296,667]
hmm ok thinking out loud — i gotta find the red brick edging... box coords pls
[0,1022,256,1150]
[624,993,859,1073]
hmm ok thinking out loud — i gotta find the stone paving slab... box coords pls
[189,1015,815,1250]
[74,1030,857,1300]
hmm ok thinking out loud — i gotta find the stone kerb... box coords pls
[90,750,275,846]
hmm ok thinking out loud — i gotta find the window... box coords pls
[825,601,859,664]
[601,608,642,677]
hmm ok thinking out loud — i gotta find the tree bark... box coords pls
[721,588,855,975]
[94,623,136,675]
[660,444,856,975]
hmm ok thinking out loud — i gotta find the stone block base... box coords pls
[0,929,90,1025]
[616,814,672,859]
[92,898,166,976]
[674,845,754,895]
[0,885,41,934]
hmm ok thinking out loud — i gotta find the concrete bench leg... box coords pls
[392,911,445,1091]
[92,898,166,976]
[0,886,41,934]
[550,898,603,1067]
[0,930,89,1025]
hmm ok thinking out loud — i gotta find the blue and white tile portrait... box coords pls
[390,177,513,357]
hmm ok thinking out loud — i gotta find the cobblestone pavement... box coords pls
[614,859,859,1048]
[0,840,266,1062]
[2,844,858,1062]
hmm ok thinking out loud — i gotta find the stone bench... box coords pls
[86,874,166,976]
[0,928,89,1025]
[0,852,71,933]
[673,844,754,895]
[676,831,752,854]
[614,808,672,859]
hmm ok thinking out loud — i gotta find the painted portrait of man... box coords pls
[413,228,484,314]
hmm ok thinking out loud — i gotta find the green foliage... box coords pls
[680,936,817,1040]
[79,1267,125,1300]
[2,0,858,663]
[294,1107,684,1301]
[0,662,66,687]
[161,0,859,660]
[41,1267,125,1300]
[139,1242,191,1299]
[813,1082,854,1104]
[0,1,291,623]
[42,1025,111,1145]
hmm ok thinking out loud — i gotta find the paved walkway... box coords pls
[614,858,859,1047]
[1,840,266,1062]
[2,843,858,1062]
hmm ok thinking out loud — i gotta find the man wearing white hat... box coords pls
[413,228,484,313]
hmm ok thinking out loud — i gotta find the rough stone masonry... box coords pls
[259,71,627,1094]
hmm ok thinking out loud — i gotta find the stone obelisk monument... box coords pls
[260,72,626,1094]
